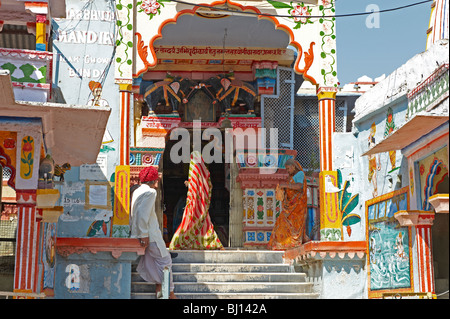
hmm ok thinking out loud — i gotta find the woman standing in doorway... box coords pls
[169,151,223,250]
[268,158,308,250]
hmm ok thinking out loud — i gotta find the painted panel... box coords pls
[112,165,130,237]
[366,187,413,298]
[319,170,341,241]
[15,129,42,190]
[20,136,34,180]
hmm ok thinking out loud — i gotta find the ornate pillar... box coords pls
[395,210,436,293]
[317,87,340,241]
[118,83,132,166]
[317,87,337,172]
[23,2,49,51]
[14,190,41,295]
[35,14,47,51]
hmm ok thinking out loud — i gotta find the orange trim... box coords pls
[407,131,449,159]
[135,0,316,84]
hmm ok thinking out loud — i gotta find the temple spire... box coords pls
[426,0,449,49]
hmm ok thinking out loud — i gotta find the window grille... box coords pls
[261,67,295,149]
[261,67,349,173]
[293,96,348,171]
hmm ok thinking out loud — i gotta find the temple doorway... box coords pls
[162,131,230,248]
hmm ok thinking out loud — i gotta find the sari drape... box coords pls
[267,162,308,250]
[169,151,223,250]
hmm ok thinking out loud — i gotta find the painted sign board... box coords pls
[366,187,413,298]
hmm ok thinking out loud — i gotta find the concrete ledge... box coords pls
[283,241,367,262]
[56,237,145,259]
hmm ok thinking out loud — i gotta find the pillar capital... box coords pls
[394,210,435,227]
[118,83,133,92]
[316,86,337,100]
[116,79,133,92]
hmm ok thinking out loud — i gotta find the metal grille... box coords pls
[0,207,17,274]
[261,67,350,172]
[261,67,294,149]
[293,97,320,172]
[293,97,348,171]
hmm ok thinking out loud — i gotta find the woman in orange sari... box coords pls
[169,151,223,250]
[268,159,308,250]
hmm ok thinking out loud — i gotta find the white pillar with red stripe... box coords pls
[415,212,436,294]
[118,82,132,166]
[317,86,337,172]
[14,190,41,294]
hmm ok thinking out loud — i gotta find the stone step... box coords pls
[131,292,320,299]
[131,249,318,299]
[132,271,306,283]
[132,281,314,294]
[134,263,291,273]
[170,250,285,264]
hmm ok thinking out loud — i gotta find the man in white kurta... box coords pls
[130,166,175,298]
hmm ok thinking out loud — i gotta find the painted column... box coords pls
[415,212,436,294]
[23,1,49,51]
[317,87,341,241]
[118,83,132,166]
[395,210,436,294]
[14,190,41,295]
[35,14,47,51]
[317,87,337,172]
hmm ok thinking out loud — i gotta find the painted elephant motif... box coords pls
[205,74,257,115]
[144,76,197,115]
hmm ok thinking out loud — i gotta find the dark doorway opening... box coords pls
[162,132,230,247]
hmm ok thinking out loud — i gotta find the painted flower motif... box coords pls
[292,4,311,23]
[3,138,16,149]
[140,0,160,14]
[22,141,33,152]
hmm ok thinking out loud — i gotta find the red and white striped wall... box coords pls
[14,191,40,293]
[318,92,336,172]
[416,224,435,293]
[426,0,449,49]
[119,84,132,166]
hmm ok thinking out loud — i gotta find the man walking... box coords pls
[130,166,176,299]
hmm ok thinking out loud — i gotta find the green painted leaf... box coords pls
[342,213,361,226]
[342,194,359,217]
[337,169,343,188]
[267,0,293,9]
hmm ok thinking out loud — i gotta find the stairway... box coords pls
[131,249,319,299]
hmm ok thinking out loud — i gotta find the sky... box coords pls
[335,0,432,85]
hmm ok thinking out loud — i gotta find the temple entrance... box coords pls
[162,131,230,247]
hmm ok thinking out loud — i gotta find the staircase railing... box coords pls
[161,266,171,299]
